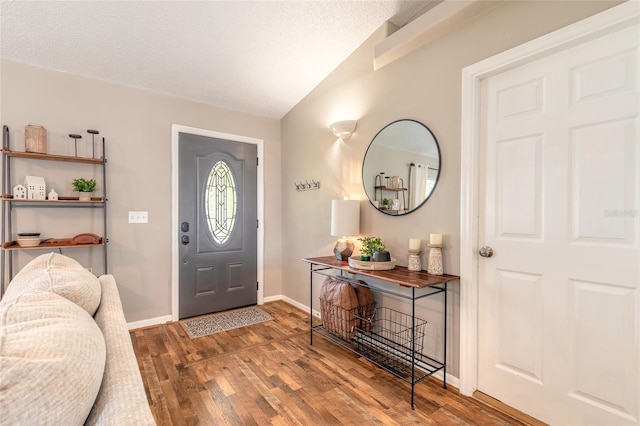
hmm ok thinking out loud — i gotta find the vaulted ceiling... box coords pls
[1,1,438,118]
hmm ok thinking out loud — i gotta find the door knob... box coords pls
[479,246,494,258]
[181,235,190,245]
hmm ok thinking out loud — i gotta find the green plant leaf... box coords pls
[72,178,96,192]
[357,236,386,257]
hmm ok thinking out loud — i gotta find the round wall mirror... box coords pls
[362,119,440,215]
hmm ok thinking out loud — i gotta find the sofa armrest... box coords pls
[85,275,155,426]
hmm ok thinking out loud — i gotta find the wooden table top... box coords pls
[303,256,459,289]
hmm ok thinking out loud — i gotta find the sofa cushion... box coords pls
[0,291,106,425]
[2,252,101,315]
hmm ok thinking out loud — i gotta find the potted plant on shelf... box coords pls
[358,236,390,262]
[72,178,96,201]
[381,198,391,210]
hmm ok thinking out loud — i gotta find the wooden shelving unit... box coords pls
[3,239,104,251]
[1,129,108,296]
[374,185,408,192]
[2,195,105,203]
[374,185,408,213]
[2,148,104,164]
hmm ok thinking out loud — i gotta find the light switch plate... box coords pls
[128,211,148,223]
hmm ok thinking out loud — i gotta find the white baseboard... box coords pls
[127,314,172,331]
[262,294,282,303]
[265,294,320,318]
[433,371,460,389]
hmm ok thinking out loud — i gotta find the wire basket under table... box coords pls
[355,307,427,378]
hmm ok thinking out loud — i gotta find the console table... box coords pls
[303,256,460,408]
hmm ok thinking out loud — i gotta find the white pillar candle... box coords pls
[409,238,421,250]
[429,233,442,245]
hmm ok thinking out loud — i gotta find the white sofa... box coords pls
[0,253,155,425]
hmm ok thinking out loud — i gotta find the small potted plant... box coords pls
[381,198,391,210]
[358,236,390,262]
[72,178,96,201]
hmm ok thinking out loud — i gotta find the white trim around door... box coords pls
[171,124,265,322]
[459,1,639,396]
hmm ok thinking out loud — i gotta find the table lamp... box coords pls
[331,199,360,261]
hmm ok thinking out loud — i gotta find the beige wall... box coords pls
[0,0,619,374]
[280,1,619,378]
[0,60,283,323]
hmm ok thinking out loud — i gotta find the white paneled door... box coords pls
[478,23,639,425]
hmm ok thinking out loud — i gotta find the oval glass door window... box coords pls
[205,160,237,245]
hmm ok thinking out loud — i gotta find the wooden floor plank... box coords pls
[131,300,534,425]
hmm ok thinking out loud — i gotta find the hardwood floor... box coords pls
[130,301,528,425]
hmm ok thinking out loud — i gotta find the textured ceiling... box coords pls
[1,1,437,118]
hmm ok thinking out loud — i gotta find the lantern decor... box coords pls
[25,124,47,154]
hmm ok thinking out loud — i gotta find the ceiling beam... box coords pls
[374,0,502,70]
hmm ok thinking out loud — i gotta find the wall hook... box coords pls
[295,179,320,191]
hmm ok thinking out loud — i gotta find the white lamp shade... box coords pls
[331,199,360,237]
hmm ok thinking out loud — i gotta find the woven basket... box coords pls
[25,124,46,153]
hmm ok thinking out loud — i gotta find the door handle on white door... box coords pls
[479,246,494,258]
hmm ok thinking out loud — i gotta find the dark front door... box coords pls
[178,132,257,319]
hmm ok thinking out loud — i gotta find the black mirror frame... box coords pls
[362,119,441,216]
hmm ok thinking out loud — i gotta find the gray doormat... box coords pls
[180,306,274,339]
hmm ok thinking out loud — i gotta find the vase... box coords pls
[408,249,421,271]
[78,192,92,201]
[427,246,443,275]
[372,250,391,262]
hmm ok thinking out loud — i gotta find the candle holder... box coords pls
[427,244,443,275]
[87,129,99,159]
[69,134,82,157]
[408,249,421,271]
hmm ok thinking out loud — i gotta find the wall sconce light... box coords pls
[330,120,357,140]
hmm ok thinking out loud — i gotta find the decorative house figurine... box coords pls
[13,184,27,200]
[24,176,46,200]
[48,189,58,201]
